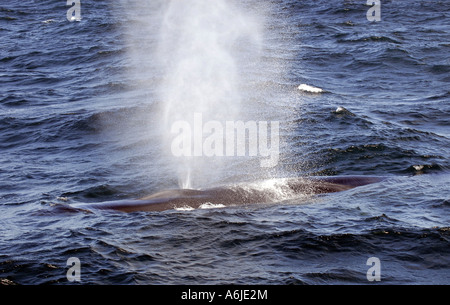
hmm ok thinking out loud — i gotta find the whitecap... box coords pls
[69,16,82,22]
[298,84,324,93]
[413,165,424,171]
[334,106,355,116]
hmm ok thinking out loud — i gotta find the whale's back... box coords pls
[67,176,385,213]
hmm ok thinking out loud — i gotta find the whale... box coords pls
[55,176,384,213]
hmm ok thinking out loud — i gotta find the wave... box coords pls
[337,35,402,45]
[297,84,324,93]
[308,142,447,176]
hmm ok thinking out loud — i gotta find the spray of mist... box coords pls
[156,0,264,188]
[121,0,278,190]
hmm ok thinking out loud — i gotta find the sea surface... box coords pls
[0,0,449,285]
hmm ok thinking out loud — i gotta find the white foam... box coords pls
[174,205,195,211]
[298,84,324,93]
[335,106,346,113]
[69,16,81,22]
[174,202,226,211]
[199,202,226,209]
[413,165,424,171]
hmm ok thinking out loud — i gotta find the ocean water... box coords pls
[0,0,449,285]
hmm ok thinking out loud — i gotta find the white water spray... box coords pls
[156,0,264,188]
[120,1,287,190]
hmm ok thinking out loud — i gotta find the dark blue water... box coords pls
[0,0,449,285]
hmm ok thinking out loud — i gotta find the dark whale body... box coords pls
[62,176,384,213]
